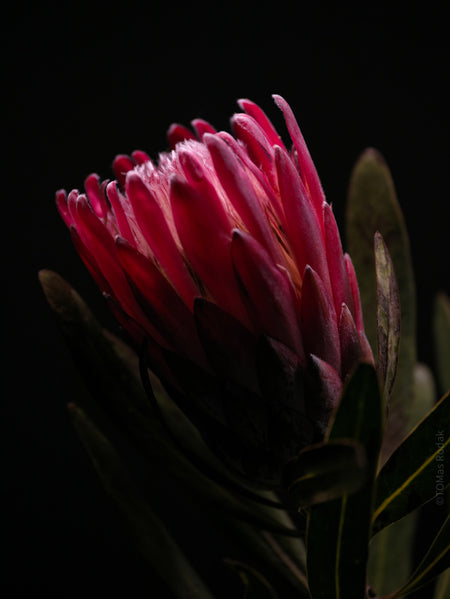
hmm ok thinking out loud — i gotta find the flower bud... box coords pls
[56,96,373,487]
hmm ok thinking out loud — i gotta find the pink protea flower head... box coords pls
[56,95,373,487]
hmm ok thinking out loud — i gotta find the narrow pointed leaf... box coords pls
[224,559,280,599]
[284,439,368,508]
[388,513,450,598]
[68,403,215,599]
[39,269,151,420]
[346,149,416,462]
[372,392,450,534]
[306,364,382,599]
[375,231,401,402]
[433,292,450,394]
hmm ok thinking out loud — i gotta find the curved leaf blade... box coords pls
[373,392,450,534]
[69,403,215,599]
[284,439,368,508]
[346,149,416,462]
[368,511,418,596]
[375,231,401,402]
[306,364,382,599]
[388,513,450,598]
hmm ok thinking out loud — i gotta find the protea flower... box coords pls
[56,95,373,487]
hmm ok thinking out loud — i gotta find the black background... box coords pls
[4,1,449,597]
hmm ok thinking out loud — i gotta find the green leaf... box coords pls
[388,513,450,597]
[39,270,299,537]
[346,149,417,462]
[224,559,280,599]
[367,511,418,596]
[372,392,450,534]
[306,364,382,599]
[433,292,450,394]
[410,362,436,431]
[434,568,450,599]
[374,231,401,402]
[284,439,368,508]
[68,403,216,599]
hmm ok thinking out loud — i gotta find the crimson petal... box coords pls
[191,118,216,138]
[56,189,73,227]
[324,202,355,319]
[205,133,282,262]
[131,150,150,165]
[112,154,135,189]
[339,303,364,379]
[84,173,109,218]
[231,229,304,361]
[72,195,146,327]
[275,145,332,298]
[237,98,286,150]
[300,266,341,374]
[170,171,251,327]
[167,123,196,149]
[231,113,277,189]
[125,171,198,308]
[106,181,135,244]
[115,238,207,367]
[307,355,343,434]
[273,94,325,220]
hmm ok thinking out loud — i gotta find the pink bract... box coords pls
[56,95,373,485]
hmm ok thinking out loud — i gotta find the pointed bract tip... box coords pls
[114,235,128,248]
[358,147,387,165]
[272,94,285,107]
[38,269,75,314]
[231,228,245,242]
[131,150,150,165]
[202,131,216,145]
[38,268,53,286]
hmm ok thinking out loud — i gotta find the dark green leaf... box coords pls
[346,150,416,463]
[285,439,368,508]
[224,559,279,599]
[369,360,437,594]
[388,513,450,597]
[306,364,382,599]
[39,270,299,537]
[433,293,450,394]
[373,392,450,534]
[374,231,401,402]
[367,511,418,595]
[434,568,450,599]
[410,363,437,431]
[39,269,151,420]
[68,403,215,599]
